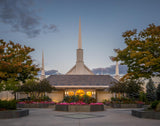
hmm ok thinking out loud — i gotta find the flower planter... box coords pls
[69,105,90,112]
[111,103,144,108]
[55,104,104,112]
[132,110,160,120]
[0,109,29,119]
[90,105,104,111]
[55,105,68,111]
[17,103,55,108]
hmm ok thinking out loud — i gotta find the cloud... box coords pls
[43,24,57,33]
[92,65,128,75]
[0,0,56,38]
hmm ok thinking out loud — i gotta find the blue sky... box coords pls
[0,0,160,74]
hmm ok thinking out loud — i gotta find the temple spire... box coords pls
[41,50,45,80]
[66,17,94,75]
[114,61,120,80]
[115,61,119,75]
[78,17,82,49]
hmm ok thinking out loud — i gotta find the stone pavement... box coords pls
[0,108,160,126]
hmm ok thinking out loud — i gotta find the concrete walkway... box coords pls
[0,108,160,126]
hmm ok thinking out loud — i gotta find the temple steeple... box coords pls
[40,50,45,80]
[114,61,120,80]
[66,17,94,75]
[78,17,82,49]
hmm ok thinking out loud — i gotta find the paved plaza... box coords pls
[0,108,160,126]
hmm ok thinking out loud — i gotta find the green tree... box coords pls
[37,79,55,97]
[111,24,160,79]
[1,78,20,91]
[109,81,127,94]
[0,40,40,83]
[0,78,20,100]
[146,79,156,102]
[139,92,147,102]
[17,79,38,98]
[126,80,143,99]
[109,79,143,99]
[17,79,54,100]
[156,83,160,100]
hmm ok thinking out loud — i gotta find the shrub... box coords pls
[156,84,160,100]
[151,101,160,110]
[156,103,160,112]
[110,97,142,104]
[139,92,147,102]
[0,100,17,110]
[146,79,156,102]
[63,95,96,104]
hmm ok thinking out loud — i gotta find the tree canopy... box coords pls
[0,40,40,83]
[17,79,55,99]
[111,24,160,79]
[109,79,143,99]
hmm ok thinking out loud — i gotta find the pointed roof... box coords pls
[66,17,94,75]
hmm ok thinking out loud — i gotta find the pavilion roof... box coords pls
[47,75,118,89]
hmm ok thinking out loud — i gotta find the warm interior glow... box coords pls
[75,89,85,96]
[68,91,74,96]
[86,91,92,97]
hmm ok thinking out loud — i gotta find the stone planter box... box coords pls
[0,109,29,119]
[55,105,68,111]
[132,110,160,120]
[17,103,55,108]
[90,105,104,111]
[55,105,104,112]
[69,105,90,112]
[111,104,144,108]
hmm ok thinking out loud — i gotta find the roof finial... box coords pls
[78,17,82,49]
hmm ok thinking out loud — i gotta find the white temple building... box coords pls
[46,18,118,102]
[66,18,94,75]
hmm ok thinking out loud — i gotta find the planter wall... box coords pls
[55,105,68,111]
[0,109,29,119]
[90,105,104,111]
[111,104,144,108]
[132,110,160,120]
[55,105,104,112]
[69,105,90,112]
[17,103,54,108]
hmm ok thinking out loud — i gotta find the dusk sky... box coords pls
[0,0,160,74]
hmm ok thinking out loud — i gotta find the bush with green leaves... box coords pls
[63,95,96,104]
[111,97,134,104]
[156,103,160,112]
[17,79,54,101]
[139,92,147,102]
[109,80,143,100]
[0,100,17,110]
[146,79,156,102]
[156,84,160,100]
[150,101,160,110]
